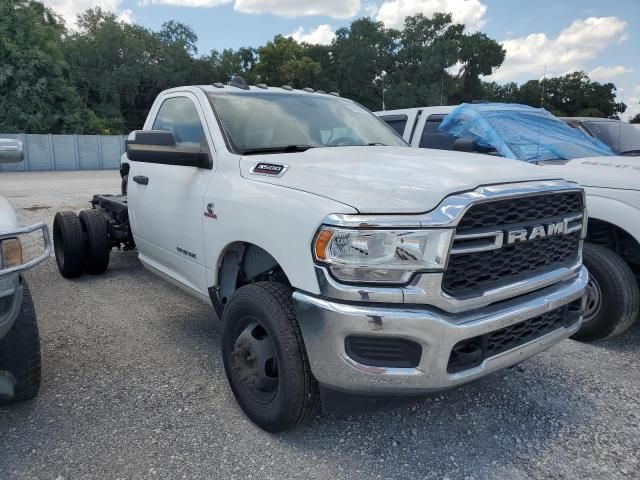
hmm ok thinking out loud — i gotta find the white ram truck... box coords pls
[0,139,51,403]
[376,105,640,342]
[53,80,588,431]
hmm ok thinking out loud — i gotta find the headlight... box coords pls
[1,238,23,269]
[313,227,453,284]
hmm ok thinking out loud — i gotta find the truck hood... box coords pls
[539,156,640,191]
[0,195,18,232]
[240,146,555,213]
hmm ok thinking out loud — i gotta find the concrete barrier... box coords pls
[0,134,126,172]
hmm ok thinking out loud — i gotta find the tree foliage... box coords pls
[630,114,640,124]
[0,1,626,133]
[0,0,97,133]
[482,72,625,118]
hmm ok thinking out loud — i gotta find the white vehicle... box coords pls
[0,139,51,403]
[562,117,640,157]
[377,105,640,341]
[53,80,588,431]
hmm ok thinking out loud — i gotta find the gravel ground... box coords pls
[1,171,639,480]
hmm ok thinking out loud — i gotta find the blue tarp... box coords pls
[439,103,615,162]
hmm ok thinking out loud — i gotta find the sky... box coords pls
[42,0,640,120]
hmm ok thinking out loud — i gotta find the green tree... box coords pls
[64,9,214,132]
[387,13,460,108]
[452,31,505,102]
[329,18,399,110]
[0,0,98,133]
[482,73,625,118]
[254,35,321,88]
[630,114,640,124]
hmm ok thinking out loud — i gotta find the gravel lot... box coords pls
[1,171,639,480]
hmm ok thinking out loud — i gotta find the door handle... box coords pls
[133,175,149,185]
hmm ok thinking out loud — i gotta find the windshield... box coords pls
[439,103,615,162]
[208,92,407,153]
[582,121,640,156]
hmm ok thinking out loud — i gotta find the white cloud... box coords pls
[235,0,360,18]
[376,0,487,30]
[622,98,640,122]
[289,25,335,45]
[589,65,634,82]
[490,17,627,82]
[634,85,640,93]
[117,8,135,24]
[43,0,124,26]
[138,0,231,6]
[138,0,359,18]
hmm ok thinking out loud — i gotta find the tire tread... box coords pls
[573,243,640,341]
[0,280,41,404]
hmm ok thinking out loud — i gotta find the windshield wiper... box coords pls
[241,145,316,155]
[619,149,640,156]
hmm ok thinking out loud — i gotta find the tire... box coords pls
[79,209,110,275]
[53,211,86,278]
[572,243,640,342]
[221,282,319,432]
[121,175,128,196]
[0,280,41,405]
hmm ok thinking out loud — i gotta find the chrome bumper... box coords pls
[293,267,588,394]
[0,222,51,276]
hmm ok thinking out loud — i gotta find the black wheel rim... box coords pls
[230,317,279,404]
[584,274,602,324]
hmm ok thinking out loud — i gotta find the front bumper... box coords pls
[293,267,587,394]
[0,222,50,339]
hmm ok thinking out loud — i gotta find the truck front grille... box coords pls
[457,191,583,230]
[443,232,580,297]
[447,299,582,373]
[443,191,583,298]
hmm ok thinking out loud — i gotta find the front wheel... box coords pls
[0,280,41,405]
[572,243,640,342]
[221,282,319,432]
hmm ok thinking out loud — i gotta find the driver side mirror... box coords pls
[0,139,24,164]
[126,130,211,169]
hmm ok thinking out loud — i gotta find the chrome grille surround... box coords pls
[317,180,587,314]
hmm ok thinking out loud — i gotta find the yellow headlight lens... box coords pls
[2,238,23,268]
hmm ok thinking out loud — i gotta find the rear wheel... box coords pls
[79,209,110,274]
[53,211,85,278]
[221,282,319,432]
[0,280,41,405]
[572,243,640,342]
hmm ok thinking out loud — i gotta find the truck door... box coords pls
[127,93,213,296]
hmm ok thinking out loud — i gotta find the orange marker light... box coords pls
[2,238,23,268]
[314,229,333,261]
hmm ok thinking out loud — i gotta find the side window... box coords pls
[380,115,408,136]
[152,97,207,148]
[419,115,458,150]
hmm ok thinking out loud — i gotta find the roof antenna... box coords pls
[540,65,546,108]
[536,66,546,161]
[617,89,624,153]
